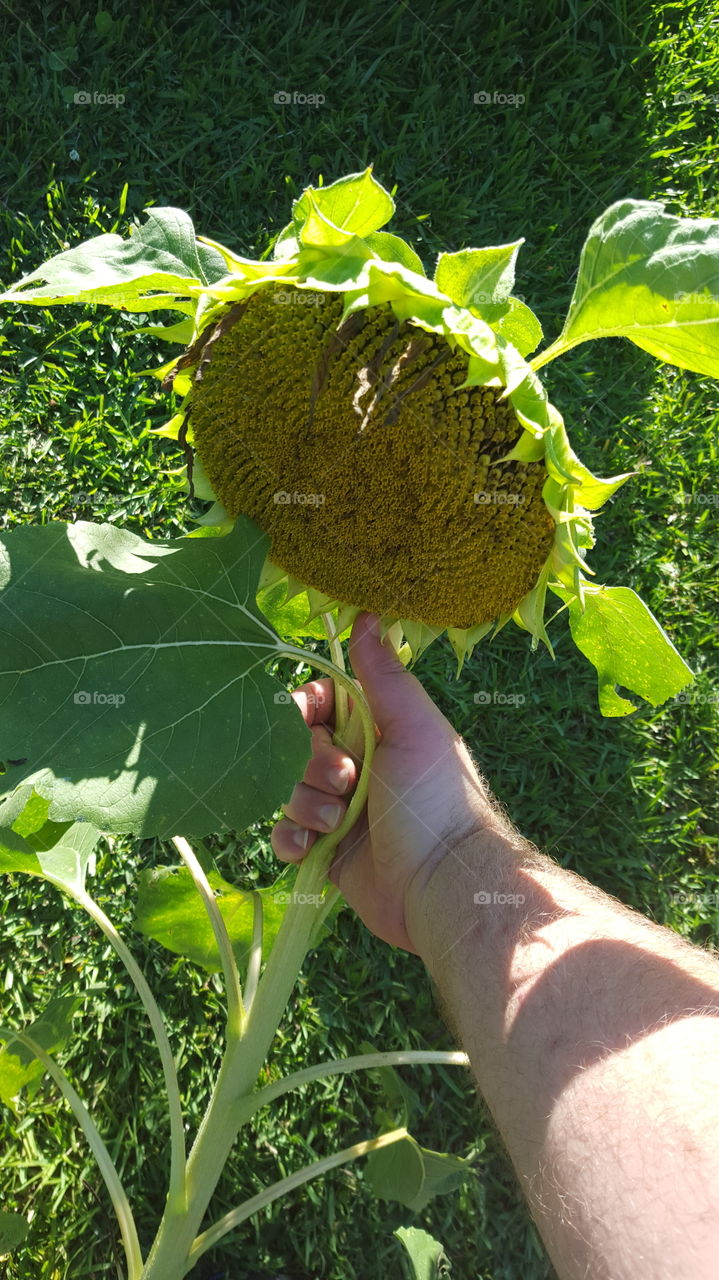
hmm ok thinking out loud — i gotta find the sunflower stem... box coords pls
[141,654,376,1280]
[322,611,349,737]
[172,835,245,1039]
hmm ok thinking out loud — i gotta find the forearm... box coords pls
[407,827,719,1280]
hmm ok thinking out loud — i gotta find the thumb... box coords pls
[348,612,446,743]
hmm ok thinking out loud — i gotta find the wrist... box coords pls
[404,812,523,957]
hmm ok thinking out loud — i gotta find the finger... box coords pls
[282,781,347,833]
[349,612,448,743]
[303,725,357,795]
[291,678,334,727]
[271,817,318,863]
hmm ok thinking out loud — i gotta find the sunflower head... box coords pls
[173,168,627,671]
[190,284,555,632]
[1,167,694,712]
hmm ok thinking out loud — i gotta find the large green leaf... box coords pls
[552,584,693,716]
[395,1226,451,1280]
[0,207,227,312]
[0,814,100,893]
[0,996,80,1112]
[534,199,719,375]
[134,865,288,973]
[365,1135,472,1211]
[0,517,311,836]
[0,1210,29,1255]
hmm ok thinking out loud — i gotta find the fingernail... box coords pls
[319,802,343,831]
[366,613,381,637]
[291,826,310,850]
[327,764,352,794]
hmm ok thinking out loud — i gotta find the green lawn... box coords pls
[0,1,718,1277]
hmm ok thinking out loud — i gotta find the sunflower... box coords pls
[166,170,630,670]
[1,167,694,711]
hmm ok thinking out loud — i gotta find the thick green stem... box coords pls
[141,658,375,1279]
[0,1025,143,1280]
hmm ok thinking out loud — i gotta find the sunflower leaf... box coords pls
[552,583,693,715]
[394,1226,451,1280]
[533,199,719,375]
[0,517,311,836]
[133,865,289,973]
[434,240,523,317]
[0,996,81,1111]
[494,295,544,357]
[0,1211,29,1255]
[366,1134,472,1211]
[0,207,226,312]
[0,813,100,894]
[292,168,395,246]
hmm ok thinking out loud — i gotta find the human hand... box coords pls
[271,613,498,952]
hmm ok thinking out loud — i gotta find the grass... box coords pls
[0,1,718,1277]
